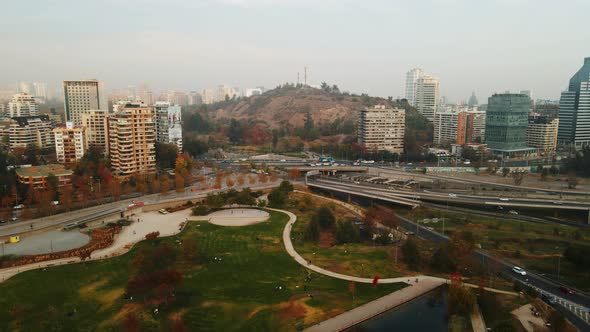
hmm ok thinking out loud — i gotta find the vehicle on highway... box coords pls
[552,201,563,205]
[352,162,360,166]
[52,201,59,206]
[448,193,457,198]
[509,210,518,215]
[542,294,557,305]
[512,266,527,275]
[559,286,576,295]
[158,209,168,214]
[499,198,510,201]
[11,216,18,222]
[13,204,24,210]
[280,159,286,162]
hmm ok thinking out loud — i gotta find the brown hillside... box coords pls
[209,87,389,128]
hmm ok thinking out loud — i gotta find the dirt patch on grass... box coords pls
[319,231,334,248]
[169,308,189,321]
[79,280,108,295]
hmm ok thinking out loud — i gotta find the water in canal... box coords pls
[344,286,448,332]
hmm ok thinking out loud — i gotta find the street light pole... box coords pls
[557,255,561,281]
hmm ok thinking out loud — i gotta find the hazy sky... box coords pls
[1,0,588,102]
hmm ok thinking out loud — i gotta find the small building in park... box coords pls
[9,235,20,243]
[15,164,73,189]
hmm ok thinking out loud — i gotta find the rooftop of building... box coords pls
[10,115,50,126]
[16,164,73,178]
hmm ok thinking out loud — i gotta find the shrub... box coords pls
[145,231,160,241]
[313,206,335,229]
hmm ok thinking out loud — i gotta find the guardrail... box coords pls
[63,208,123,230]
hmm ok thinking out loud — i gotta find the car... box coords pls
[11,216,18,222]
[448,193,457,198]
[559,286,576,295]
[52,201,59,206]
[13,204,25,210]
[509,210,518,215]
[512,266,526,276]
[552,201,564,205]
[280,159,286,162]
[158,209,168,215]
[499,198,510,201]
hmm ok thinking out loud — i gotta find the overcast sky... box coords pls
[1,0,588,102]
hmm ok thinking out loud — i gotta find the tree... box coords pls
[314,206,335,229]
[304,218,320,242]
[278,180,294,193]
[155,142,179,169]
[335,220,360,244]
[430,245,456,272]
[449,284,476,316]
[228,119,243,144]
[540,167,549,181]
[502,167,510,177]
[567,172,578,189]
[401,238,420,269]
[175,174,185,193]
[267,188,287,208]
[511,170,527,186]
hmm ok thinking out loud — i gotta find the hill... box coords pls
[182,84,433,160]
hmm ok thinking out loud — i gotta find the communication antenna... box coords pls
[297,72,300,85]
[304,66,308,86]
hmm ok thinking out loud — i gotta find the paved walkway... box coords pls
[471,303,486,332]
[512,304,549,332]
[304,278,444,332]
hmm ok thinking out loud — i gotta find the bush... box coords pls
[267,188,287,208]
[449,284,476,316]
[304,219,320,242]
[401,238,420,268]
[192,205,210,216]
[145,231,160,241]
[430,245,455,272]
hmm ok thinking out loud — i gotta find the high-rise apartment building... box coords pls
[466,110,486,143]
[9,115,54,150]
[415,75,440,122]
[358,105,405,154]
[202,89,215,104]
[434,111,467,145]
[63,80,107,126]
[527,114,559,155]
[153,102,183,152]
[54,122,87,164]
[405,68,423,106]
[485,94,534,157]
[108,102,156,177]
[557,57,590,149]
[79,109,108,153]
[8,93,38,117]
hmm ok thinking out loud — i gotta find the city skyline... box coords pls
[1,0,588,102]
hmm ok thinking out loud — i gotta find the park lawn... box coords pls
[0,210,404,332]
[289,192,406,279]
[401,207,590,290]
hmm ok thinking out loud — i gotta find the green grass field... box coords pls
[0,210,404,331]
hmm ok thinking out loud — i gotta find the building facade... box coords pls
[466,110,486,143]
[485,94,533,157]
[79,109,108,154]
[9,115,54,150]
[405,68,423,106]
[557,57,590,149]
[108,102,156,177]
[415,75,440,122]
[54,122,88,164]
[527,114,559,155]
[8,93,38,117]
[433,111,467,145]
[63,80,107,126]
[358,105,405,154]
[153,102,183,152]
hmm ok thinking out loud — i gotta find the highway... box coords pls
[309,177,590,215]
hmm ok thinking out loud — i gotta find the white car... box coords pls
[512,266,526,276]
[499,198,510,201]
[13,204,24,210]
[448,193,457,198]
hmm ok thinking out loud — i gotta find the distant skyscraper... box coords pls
[202,89,215,104]
[557,57,590,149]
[405,68,423,106]
[485,93,533,157]
[467,92,479,107]
[8,93,38,117]
[17,82,47,103]
[154,102,183,152]
[415,75,440,122]
[63,80,107,126]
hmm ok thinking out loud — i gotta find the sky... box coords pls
[1,0,589,102]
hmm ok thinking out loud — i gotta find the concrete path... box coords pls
[304,278,444,332]
[471,303,486,332]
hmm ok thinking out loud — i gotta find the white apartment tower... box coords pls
[415,75,440,122]
[153,102,183,152]
[54,122,88,164]
[405,68,424,106]
[8,93,39,117]
[79,109,108,154]
[9,115,54,150]
[358,105,405,154]
[108,102,156,177]
[63,80,107,126]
